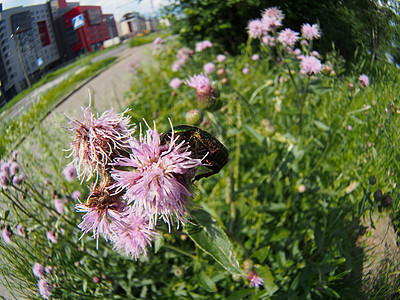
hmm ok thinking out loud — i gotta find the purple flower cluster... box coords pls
[66,103,136,181]
[195,40,213,52]
[172,47,194,72]
[185,73,219,110]
[0,152,24,188]
[358,74,370,87]
[248,7,325,76]
[66,105,205,259]
[33,262,53,299]
[153,37,164,45]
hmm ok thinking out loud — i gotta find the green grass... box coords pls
[129,30,172,48]
[0,34,400,299]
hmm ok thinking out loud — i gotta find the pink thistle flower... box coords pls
[262,35,275,47]
[185,74,217,110]
[38,279,52,299]
[0,162,10,177]
[293,48,301,56]
[1,227,12,244]
[252,54,260,61]
[359,74,369,87]
[261,7,284,31]
[45,266,53,274]
[63,165,77,182]
[16,224,24,237]
[76,180,129,245]
[278,28,299,47]
[185,73,212,94]
[46,231,57,244]
[153,37,164,45]
[54,198,67,214]
[262,7,284,22]
[177,47,192,60]
[248,271,264,288]
[300,40,309,46]
[11,150,18,160]
[66,102,136,181]
[217,54,226,62]
[0,172,9,188]
[242,67,250,74]
[301,23,321,40]
[169,78,182,90]
[311,50,320,57]
[203,62,215,74]
[111,122,204,228]
[71,190,81,200]
[111,212,158,260]
[347,125,352,131]
[172,59,185,72]
[12,174,23,185]
[300,56,323,75]
[33,262,45,278]
[195,40,212,52]
[9,162,18,176]
[247,19,264,39]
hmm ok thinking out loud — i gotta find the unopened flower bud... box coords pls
[180,234,187,241]
[93,276,101,283]
[297,184,306,193]
[221,78,229,85]
[173,267,184,277]
[232,274,241,282]
[243,259,254,274]
[197,89,217,111]
[324,64,333,75]
[373,190,383,202]
[381,195,392,207]
[348,83,354,91]
[185,109,203,125]
[217,68,226,77]
[369,176,377,185]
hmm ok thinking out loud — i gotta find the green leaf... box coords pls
[186,209,244,276]
[197,271,216,292]
[255,265,278,296]
[250,246,270,264]
[314,120,330,131]
[242,124,265,145]
[227,288,254,300]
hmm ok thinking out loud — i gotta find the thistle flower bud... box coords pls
[216,68,226,77]
[221,78,229,85]
[173,266,184,277]
[369,176,377,185]
[381,195,392,207]
[93,276,101,283]
[185,109,203,125]
[373,190,383,202]
[243,259,254,274]
[348,83,354,90]
[185,74,219,111]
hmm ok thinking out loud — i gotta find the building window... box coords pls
[37,21,50,46]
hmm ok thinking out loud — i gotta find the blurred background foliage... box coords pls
[165,0,400,64]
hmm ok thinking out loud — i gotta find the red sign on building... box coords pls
[64,6,109,53]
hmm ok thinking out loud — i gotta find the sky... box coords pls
[1,0,171,20]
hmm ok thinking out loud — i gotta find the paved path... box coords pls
[0,41,157,300]
[49,42,156,121]
[1,42,135,123]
